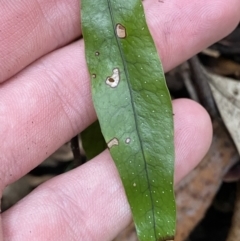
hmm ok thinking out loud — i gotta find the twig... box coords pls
[70,135,84,168]
[188,56,219,119]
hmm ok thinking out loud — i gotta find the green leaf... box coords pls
[81,121,107,160]
[81,1,176,240]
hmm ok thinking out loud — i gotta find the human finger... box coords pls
[0,0,239,82]
[2,99,212,241]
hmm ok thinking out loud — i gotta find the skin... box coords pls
[0,0,239,240]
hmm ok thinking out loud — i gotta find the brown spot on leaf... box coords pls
[108,77,114,82]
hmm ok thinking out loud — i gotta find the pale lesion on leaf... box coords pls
[125,137,131,144]
[116,23,126,38]
[106,68,120,87]
[107,138,119,148]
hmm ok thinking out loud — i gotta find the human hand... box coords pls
[0,0,239,240]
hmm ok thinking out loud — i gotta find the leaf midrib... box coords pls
[106,0,157,239]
